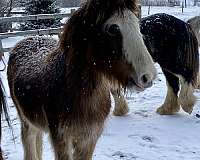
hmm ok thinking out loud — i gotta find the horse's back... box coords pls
[8,36,58,80]
[141,13,187,57]
[141,13,199,84]
[9,36,57,67]
[141,13,186,36]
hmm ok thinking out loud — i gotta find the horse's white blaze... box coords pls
[105,10,156,82]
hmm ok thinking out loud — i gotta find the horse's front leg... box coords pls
[49,124,73,160]
[73,124,104,160]
[111,88,129,116]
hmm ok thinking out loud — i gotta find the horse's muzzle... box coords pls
[127,72,155,91]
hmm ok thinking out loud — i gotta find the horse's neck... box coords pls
[50,45,110,116]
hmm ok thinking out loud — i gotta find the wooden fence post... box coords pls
[137,4,142,20]
[148,5,151,15]
[71,9,76,15]
[182,2,184,13]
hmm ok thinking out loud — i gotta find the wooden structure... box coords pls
[0,9,76,55]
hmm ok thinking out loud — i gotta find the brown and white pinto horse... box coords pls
[6,0,156,159]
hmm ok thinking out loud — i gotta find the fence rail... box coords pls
[0,13,72,23]
[1,27,63,52]
[2,11,25,15]
[0,9,76,55]
[0,27,63,39]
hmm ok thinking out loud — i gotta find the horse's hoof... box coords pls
[156,106,176,115]
[179,97,195,114]
[113,104,129,116]
[181,105,193,114]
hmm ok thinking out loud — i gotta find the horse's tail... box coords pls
[187,16,200,88]
[187,16,200,46]
[177,23,199,114]
[0,77,10,159]
[183,23,199,87]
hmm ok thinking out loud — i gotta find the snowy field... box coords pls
[1,5,200,160]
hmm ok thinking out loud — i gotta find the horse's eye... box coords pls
[106,24,120,36]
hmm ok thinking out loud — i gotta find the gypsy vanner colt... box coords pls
[112,13,199,116]
[5,0,156,159]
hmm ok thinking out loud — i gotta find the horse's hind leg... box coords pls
[21,120,43,160]
[157,71,180,115]
[179,76,196,114]
[0,148,2,160]
[111,88,129,116]
[0,115,3,160]
[36,131,43,160]
[0,129,2,159]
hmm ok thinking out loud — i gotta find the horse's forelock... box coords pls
[59,0,139,57]
[65,0,138,27]
[87,0,138,23]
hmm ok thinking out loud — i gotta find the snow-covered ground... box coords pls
[142,6,200,20]
[1,5,200,160]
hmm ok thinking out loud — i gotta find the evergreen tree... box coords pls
[20,0,61,30]
[63,0,81,7]
[0,0,13,33]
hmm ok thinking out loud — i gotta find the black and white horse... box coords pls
[113,13,199,116]
[6,0,156,159]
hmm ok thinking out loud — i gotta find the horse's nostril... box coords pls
[140,74,153,88]
[141,74,148,84]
